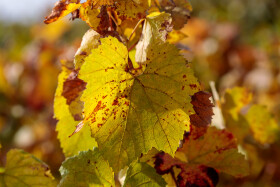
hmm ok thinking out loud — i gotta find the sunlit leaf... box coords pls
[124,162,166,187]
[79,36,200,171]
[54,65,97,157]
[44,1,81,24]
[59,149,115,187]
[74,29,101,69]
[0,149,56,187]
[79,4,101,30]
[135,12,172,64]
[177,126,249,177]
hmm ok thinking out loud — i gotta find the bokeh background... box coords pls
[0,0,280,185]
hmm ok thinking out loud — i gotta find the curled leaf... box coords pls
[44,0,81,24]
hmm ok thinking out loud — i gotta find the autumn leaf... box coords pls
[78,36,200,171]
[74,29,101,69]
[177,126,250,177]
[0,149,56,187]
[44,0,81,24]
[189,91,214,127]
[135,12,172,64]
[124,162,166,187]
[79,4,101,30]
[54,65,97,157]
[59,149,115,187]
[154,153,219,187]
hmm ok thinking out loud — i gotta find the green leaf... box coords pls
[246,105,280,144]
[124,162,166,187]
[54,65,97,157]
[135,12,172,64]
[59,149,115,187]
[0,149,56,187]
[79,36,200,172]
[177,126,249,177]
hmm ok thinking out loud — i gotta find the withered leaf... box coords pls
[190,91,214,127]
[44,0,81,24]
[154,152,219,187]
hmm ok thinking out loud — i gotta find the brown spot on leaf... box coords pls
[189,84,197,89]
[112,98,119,106]
[124,101,130,106]
[93,101,102,112]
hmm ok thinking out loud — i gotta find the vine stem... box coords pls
[128,18,145,42]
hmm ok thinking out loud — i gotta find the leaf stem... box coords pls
[128,18,145,42]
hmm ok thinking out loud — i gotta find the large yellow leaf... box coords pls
[79,36,200,171]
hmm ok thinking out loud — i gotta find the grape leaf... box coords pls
[78,36,200,171]
[44,0,81,24]
[246,105,280,144]
[116,0,149,18]
[0,149,56,187]
[177,126,249,177]
[135,12,172,64]
[54,65,97,157]
[59,149,115,187]
[124,162,166,187]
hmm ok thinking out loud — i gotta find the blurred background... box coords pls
[0,0,279,186]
